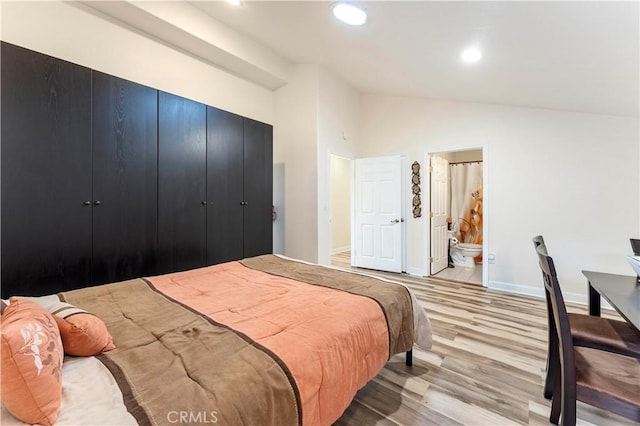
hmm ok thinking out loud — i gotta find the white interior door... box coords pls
[430,155,449,274]
[354,156,403,273]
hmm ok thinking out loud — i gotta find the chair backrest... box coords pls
[533,237,554,326]
[533,235,549,257]
[532,235,549,277]
[535,244,577,424]
[631,238,640,256]
[533,235,559,400]
[532,235,545,251]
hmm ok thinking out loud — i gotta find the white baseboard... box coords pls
[488,280,545,298]
[330,246,350,255]
[488,281,613,310]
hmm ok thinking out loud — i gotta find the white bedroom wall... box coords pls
[317,69,359,266]
[359,94,639,296]
[0,1,273,123]
[273,66,358,265]
[273,64,320,263]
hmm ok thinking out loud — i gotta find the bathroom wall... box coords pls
[451,149,482,163]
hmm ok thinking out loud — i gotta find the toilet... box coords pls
[450,242,482,267]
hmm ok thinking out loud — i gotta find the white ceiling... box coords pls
[190,1,639,117]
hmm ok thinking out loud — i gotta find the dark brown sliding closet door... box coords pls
[92,72,158,285]
[243,118,273,258]
[158,91,207,273]
[206,106,244,264]
[1,42,92,297]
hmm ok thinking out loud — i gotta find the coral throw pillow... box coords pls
[21,296,116,357]
[1,298,63,426]
[54,313,115,357]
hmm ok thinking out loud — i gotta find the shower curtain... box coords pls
[450,162,483,249]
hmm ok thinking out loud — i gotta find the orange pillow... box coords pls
[1,298,63,426]
[54,313,115,357]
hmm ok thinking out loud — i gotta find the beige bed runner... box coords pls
[240,255,415,355]
[61,279,300,426]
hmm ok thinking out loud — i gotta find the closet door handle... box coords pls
[83,200,91,206]
[94,200,101,206]
[201,201,207,206]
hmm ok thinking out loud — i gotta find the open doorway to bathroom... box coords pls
[329,155,353,268]
[427,148,486,286]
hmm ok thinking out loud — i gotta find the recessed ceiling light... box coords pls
[332,3,367,26]
[225,0,241,6]
[461,47,482,64]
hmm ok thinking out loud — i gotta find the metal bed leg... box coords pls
[405,349,413,366]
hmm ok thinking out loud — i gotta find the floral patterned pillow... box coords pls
[1,298,63,426]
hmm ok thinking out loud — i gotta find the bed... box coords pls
[1,255,432,426]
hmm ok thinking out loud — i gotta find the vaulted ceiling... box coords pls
[84,1,639,117]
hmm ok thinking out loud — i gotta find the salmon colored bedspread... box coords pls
[148,261,390,426]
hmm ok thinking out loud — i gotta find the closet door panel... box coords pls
[1,42,92,297]
[243,119,273,258]
[206,107,244,264]
[92,72,158,285]
[158,92,207,273]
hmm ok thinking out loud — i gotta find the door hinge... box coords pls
[429,257,433,263]
[428,166,433,173]
[429,211,434,218]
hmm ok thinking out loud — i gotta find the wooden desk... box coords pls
[582,270,640,331]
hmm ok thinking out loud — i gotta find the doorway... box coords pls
[329,155,353,266]
[427,148,487,286]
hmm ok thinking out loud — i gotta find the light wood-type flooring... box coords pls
[331,252,637,426]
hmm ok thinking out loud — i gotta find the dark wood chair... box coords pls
[535,244,640,425]
[532,235,640,400]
